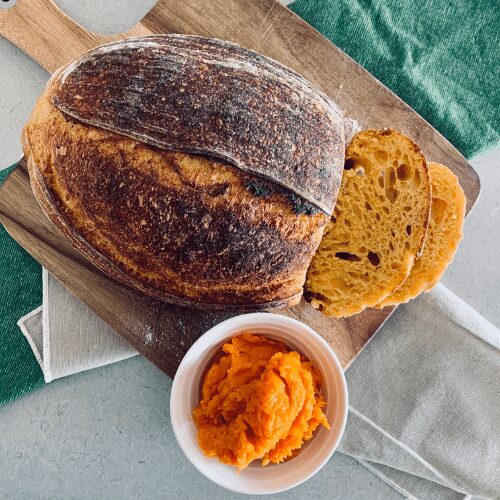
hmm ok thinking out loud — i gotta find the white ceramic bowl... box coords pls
[170,313,348,495]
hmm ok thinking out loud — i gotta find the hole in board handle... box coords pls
[0,0,17,8]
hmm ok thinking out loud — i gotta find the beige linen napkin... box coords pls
[340,284,499,499]
[18,269,136,382]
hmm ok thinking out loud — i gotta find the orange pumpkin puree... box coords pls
[192,333,330,470]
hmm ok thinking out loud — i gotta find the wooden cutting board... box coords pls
[0,0,479,375]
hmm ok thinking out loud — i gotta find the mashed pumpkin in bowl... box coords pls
[192,333,330,470]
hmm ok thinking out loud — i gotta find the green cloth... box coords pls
[1,0,499,405]
[0,166,44,405]
[290,0,500,159]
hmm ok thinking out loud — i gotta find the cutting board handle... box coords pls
[0,0,151,73]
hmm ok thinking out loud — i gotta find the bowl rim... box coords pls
[170,312,348,495]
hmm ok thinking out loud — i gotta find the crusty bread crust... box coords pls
[22,35,347,311]
[23,96,328,310]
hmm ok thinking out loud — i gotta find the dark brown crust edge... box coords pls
[27,157,302,311]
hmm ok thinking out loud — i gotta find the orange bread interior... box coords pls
[305,129,431,318]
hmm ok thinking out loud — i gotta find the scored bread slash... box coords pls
[377,162,466,307]
[305,129,432,318]
[47,35,345,216]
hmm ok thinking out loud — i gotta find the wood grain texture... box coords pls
[0,0,149,72]
[0,0,479,374]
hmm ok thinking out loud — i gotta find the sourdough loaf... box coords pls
[305,129,431,317]
[22,35,345,310]
[377,162,465,307]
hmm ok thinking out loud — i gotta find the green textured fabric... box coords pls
[291,0,500,159]
[0,166,44,405]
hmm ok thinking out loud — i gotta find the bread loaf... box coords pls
[305,129,431,317]
[22,35,345,310]
[377,162,465,307]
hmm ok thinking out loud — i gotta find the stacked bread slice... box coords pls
[305,129,466,318]
[376,162,466,307]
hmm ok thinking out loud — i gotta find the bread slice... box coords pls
[377,162,465,307]
[305,129,431,317]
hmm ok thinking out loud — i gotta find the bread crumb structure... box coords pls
[305,129,431,317]
[192,334,330,470]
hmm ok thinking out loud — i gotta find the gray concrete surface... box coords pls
[0,1,498,499]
